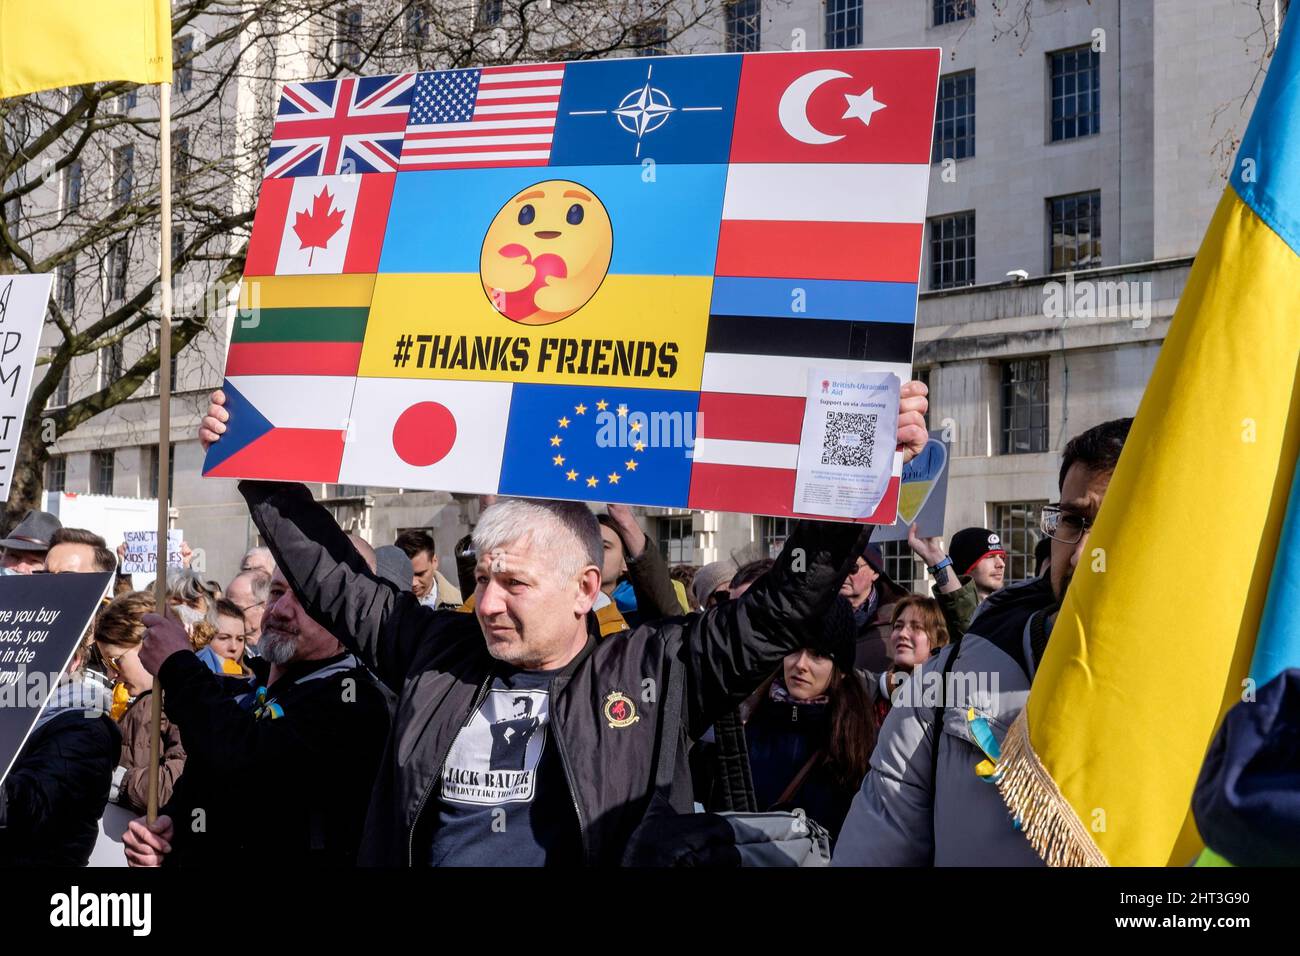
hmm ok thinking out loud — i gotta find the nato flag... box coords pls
[549,55,742,166]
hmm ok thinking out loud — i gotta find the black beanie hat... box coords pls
[808,596,858,672]
[948,527,1007,576]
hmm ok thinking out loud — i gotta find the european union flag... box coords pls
[549,55,742,166]
[498,384,699,505]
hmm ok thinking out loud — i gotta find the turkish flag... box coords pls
[729,49,941,164]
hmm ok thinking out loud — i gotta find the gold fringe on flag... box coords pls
[995,711,1109,867]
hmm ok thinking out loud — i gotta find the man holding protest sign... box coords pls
[184,382,928,865]
[121,562,391,867]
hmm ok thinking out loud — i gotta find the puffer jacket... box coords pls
[833,575,1056,866]
[241,479,869,866]
[0,682,121,866]
[113,690,186,813]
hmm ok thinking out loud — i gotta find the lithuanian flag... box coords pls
[996,20,1300,866]
[0,0,171,98]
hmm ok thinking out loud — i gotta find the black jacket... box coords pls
[0,710,120,866]
[241,480,870,866]
[158,648,390,866]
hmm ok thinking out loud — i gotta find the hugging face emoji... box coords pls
[480,180,613,325]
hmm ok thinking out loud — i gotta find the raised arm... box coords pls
[201,389,437,687]
[679,379,930,735]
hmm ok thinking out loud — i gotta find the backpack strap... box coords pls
[649,634,687,799]
[929,633,965,864]
[773,748,825,809]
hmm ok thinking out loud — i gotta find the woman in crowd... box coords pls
[167,568,223,627]
[867,595,951,730]
[739,596,875,844]
[93,591,187,815]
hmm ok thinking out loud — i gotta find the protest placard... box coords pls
[120,528,184,574]
[0,275,54,503]
[0,571,114,789]
[871,430,951,543]
[203,51,940,523]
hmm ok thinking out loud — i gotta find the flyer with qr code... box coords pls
[793,371,900,519]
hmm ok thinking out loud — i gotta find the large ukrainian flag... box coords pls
[996,19,1300,866]
[0,0,171,98]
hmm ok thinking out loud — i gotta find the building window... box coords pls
[92,450,115,495]
[477,0,503,27]
[1049,45,1100,141]
[929,211,975,290]
[1001,357,1049,455]
[120,87,138,111]
[406,3,431,45]
[1049,189,1101,272]
[917,366,934,415]
[756,515,796,559]
[654,515,695,564]
[113,144,134,207]
[64,161,82,214]
[993,501,1047,583]
[825,0,862,49]
[149,444,176,501]
[108,239,129,301]
[171,225,186,265]
[879,540,916,592]
[932,70,975,162]
[57,259,76,311]
[174,35,194,93]
[336,6,363,67]
[46,365,70,409]
[934,0,975,25]
[634,19,668,56]
[46,455,66,493]
[173,128,190,182]
[100,342,124,391]
[725,0,762,52]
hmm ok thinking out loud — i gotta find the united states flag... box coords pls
[400,65,565,170]
[267,73,415,178]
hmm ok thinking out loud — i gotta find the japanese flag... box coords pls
[338,377,514,492]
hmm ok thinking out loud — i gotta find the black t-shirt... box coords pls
[427,666,582,866]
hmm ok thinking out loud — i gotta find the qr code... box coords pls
[821,411,878,466]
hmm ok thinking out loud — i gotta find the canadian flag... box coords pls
[245,172,395,276]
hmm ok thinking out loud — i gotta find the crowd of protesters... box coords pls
[0,380,1284,868]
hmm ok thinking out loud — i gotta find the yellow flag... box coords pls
[0,0,171,98]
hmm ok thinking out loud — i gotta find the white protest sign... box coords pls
[794,370,899,519]
[121,529,184,574]
[0,275,53,503]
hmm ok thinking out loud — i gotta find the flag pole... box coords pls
[147,77,174,825]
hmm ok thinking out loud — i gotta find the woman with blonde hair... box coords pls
[867,594,951,730]
[94,591,187,813]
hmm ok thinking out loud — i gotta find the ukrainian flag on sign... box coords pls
[995,19,1300,867]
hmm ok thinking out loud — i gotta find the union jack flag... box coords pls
[266,73,416,178]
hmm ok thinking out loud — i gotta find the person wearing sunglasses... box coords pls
[836,417,1133,868]
[93,591,187,816]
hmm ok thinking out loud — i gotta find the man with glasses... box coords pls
[835,417,1133,866]
[226,569,271,653]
